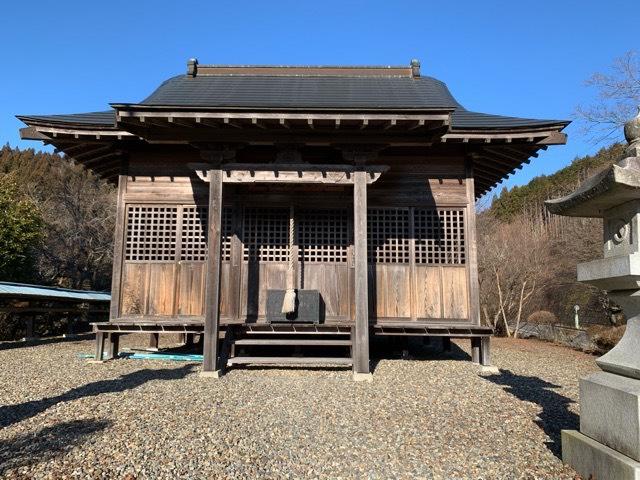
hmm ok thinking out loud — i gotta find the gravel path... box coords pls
[0,334,596,479]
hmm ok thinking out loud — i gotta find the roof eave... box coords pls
[109,103,457,113]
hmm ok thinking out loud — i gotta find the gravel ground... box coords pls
[0,334,596,479]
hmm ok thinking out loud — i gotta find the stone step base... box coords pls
[563,430,640,480]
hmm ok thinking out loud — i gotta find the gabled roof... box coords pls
[125,74,459,110]
[16,59,569,197]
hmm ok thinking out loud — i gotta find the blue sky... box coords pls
[0,0,637,202]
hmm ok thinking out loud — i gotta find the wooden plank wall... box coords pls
[115,151,475,325]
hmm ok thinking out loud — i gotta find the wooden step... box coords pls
[227,356,353,366]
[233,338,352,346]
[241,330,350,336]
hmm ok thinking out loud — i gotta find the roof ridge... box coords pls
[187,59,422,78]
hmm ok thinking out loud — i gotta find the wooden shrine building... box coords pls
[18,59,568,378]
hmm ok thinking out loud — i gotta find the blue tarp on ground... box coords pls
[78,352,203,362]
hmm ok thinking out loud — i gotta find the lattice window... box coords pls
[125,206,178,261]
[221,208,233,261]
[414,208,465,264]
[181,206,208,261]
[298,209,348,263]
[242,207,289,262]
[367,208,410,263]
[180,206,233,262]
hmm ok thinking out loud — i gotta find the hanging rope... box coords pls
[281,205,296,314]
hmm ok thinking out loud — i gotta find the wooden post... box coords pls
[202,168,224,376]
[109,175,128,320]
[149,333,159,350]
[64,317,76,338]
[471,337,481,364]
[94,332,105,361]
[465,158,481,325]
[353,170,370,377]
[479,336,491,366]
[107,333,120,360]
[24,316,35,340]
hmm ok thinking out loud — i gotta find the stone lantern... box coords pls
[546,108,640,479]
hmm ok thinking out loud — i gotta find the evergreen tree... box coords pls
[0,173,43,281]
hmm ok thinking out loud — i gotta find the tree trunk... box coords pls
[495,268,511,337]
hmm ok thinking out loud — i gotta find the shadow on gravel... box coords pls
[0,365,194,429]
[369,338,472,373]
[483,369,578,459]
[0,419,111,474]
[0,333,95,352]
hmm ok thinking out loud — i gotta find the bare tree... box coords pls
[575,50,640,143]
[24,159,116,290]
[478,215,551,337]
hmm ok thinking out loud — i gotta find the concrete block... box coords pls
[199,370,222,379]
[578,253,640,290]
[596,315,640,380]
[353,372,373,382]
[580,371,640,461]
[562,429,640,480]
[479,365,500,375]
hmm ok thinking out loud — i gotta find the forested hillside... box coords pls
[0,145,116,290]
[478,143,626,340]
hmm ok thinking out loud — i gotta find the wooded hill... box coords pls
[0,145,115,290]
[478,142,626,337]
[490,143,625,222]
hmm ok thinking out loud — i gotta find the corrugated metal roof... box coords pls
[0,282,110,302]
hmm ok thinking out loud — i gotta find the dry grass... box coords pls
[527,310,559,325]
[588,324,626,351]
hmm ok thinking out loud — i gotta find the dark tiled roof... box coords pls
[17,111,116,127]
[18,74,567,130]
[133,75,458,110]
[451,109,565,130]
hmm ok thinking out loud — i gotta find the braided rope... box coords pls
[281,205,297,314]
[287,205,295,280]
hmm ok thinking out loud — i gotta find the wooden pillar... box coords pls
[24,316,35,340]
[149,333,159,350]
[465,158,481,325]
[202,168,224,375]
[94,332,105,361]
[471,337,481,364]
[479,336,491,366]
[353,170,370,375]
[107,333,120,360]
[64,316,77,338]
[109,175,128,321]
